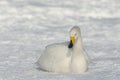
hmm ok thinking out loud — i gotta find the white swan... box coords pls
[37,26,88,73]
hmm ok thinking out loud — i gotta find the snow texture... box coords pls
[0,0,120,80]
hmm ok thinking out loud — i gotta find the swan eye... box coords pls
[74,33,77,36]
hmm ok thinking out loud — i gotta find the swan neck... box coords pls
[74,37,83,49]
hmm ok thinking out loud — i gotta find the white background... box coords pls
[0,0,120,80]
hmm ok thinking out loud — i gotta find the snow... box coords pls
[0,0,120,80]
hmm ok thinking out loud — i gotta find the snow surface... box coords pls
[0,0,120,80]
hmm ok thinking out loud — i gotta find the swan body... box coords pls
[37,26,88,73]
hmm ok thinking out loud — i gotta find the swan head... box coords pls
[68,26,81,48]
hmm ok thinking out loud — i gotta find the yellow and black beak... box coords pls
[68,37,75,48]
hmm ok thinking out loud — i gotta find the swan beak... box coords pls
[70,36,75,44]
[68,36,75,48]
